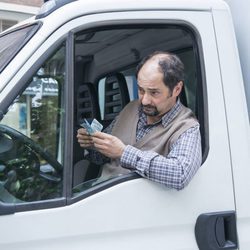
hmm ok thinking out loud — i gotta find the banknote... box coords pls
[80,118,94,135]
[80,118,103,135]
[91,118,103,132]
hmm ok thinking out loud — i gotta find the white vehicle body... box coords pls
[0,0,249,249]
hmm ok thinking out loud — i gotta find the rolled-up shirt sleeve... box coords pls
[120,125,202,190]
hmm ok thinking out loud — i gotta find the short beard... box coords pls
[142,105,159,116]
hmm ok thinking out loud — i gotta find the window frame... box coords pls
[69,21,208,205]
[0,37,69,215]
[0,17,208,214]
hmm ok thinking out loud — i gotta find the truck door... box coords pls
[0,9,237,250]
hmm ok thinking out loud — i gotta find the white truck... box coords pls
[0,0,249,249]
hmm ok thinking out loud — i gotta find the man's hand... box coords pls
[77,128,94,148]
[92,132,126,159]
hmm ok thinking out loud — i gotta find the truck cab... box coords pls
[0,0,249,249]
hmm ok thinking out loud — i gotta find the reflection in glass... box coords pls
[0,44,65,203]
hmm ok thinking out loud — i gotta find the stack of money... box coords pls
[80,118,103,135]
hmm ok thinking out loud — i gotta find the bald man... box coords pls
[77,51,202,190]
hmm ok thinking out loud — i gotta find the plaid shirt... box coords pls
[89,99,202,190]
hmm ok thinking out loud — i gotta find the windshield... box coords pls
[0,23,40,73]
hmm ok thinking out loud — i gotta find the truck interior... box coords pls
[72,24,206,194]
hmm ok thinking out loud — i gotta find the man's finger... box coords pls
[92,136,108,146]
[92,131,112,139]
[94,144,108,151]
[78,138,93,143]
[77,130,92,139]
[77,128,91,136]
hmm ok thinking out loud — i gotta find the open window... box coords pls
[72,24,207,198]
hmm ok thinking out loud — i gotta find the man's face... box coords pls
[137,59,182,122]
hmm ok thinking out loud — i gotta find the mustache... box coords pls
[142,104,156,109]
[141,104,159,116]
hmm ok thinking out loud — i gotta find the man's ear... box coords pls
[173,81,183,97]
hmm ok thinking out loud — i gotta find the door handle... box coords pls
[195,211,238,250]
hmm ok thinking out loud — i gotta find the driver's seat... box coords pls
[102,72,130,127]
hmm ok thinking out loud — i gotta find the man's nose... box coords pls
[141,93,151,105]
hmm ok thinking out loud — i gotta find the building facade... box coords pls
[0,0,43,32]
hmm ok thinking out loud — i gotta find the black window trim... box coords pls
[65,31,75,202]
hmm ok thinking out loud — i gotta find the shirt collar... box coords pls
[161,98,181,127]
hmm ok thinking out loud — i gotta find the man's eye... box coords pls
[151,91,159,96]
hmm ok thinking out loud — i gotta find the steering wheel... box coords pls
[0,124,63,202]
[0,124,62,173]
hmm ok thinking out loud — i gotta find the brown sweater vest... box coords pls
[101,100,199,177]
